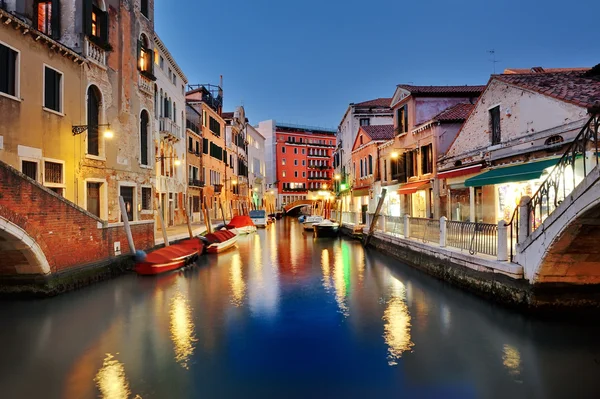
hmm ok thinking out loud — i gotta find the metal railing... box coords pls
[160,117,181,140]
[409,217,440,244]
[446,220,498,257]
[385,215,404,236]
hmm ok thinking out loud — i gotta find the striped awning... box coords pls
[437,164,482,179]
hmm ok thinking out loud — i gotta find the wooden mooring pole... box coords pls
[363,189,387,247]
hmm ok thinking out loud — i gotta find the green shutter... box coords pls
[136,40,142,71]
[51,0,61,40]
[83,0,93,36]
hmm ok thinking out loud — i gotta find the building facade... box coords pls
[185,103,203,221]
[246,124,267,210]
[438,71,595,224]
[153,33,187,228]
[223,106,250,216]
[1,0,157,224]
[274,124,336,207]
[335,98,393,196]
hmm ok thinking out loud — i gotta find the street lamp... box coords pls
[334,174,341,180]
[72,123,114,138]
[391,151,399,159]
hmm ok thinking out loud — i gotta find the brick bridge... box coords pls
[515,110,600,285]
[0,161,154,287]
[283,199,317,213]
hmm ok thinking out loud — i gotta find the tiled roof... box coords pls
[494,71,600,109]
[504,67,590,74]
[221,112,234,119]
[433,103,475,122]
[397,85,486,95]
[361,124,395,141]
[354,98,392,108]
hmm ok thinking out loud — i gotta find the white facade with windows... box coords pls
[247,124,267,209]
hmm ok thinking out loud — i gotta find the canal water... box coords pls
[1,219,599,399]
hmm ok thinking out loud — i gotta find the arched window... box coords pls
[140,110,150,165]
[173,102,177,122]
[87,85,101,156]
[545,135,564,146]
[138,34,152,75]
[368,154,373,175]
[141,0,149,18]
[154,84,158,119]
[159,89,163,117]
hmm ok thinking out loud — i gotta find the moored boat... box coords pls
[226,215,257,234]
[313,220,340,238]
[135,238,204,275]
[302,216,324,231]
[205,230,239,253]
[249,210,268,228]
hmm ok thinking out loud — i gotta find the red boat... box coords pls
[135,238,204,275]
[226,215,257,234]
[205,229,238,253]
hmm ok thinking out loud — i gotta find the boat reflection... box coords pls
[94,353,141,399]
[383,278,414,366]
[170,292,197,369]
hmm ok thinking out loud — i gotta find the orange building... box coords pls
[350,125,395,221]
[274,124,336,206]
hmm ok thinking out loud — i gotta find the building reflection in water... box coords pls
[94,353,141,399]
[321,249,331,291]
[230,253,246,307]
[170,291,197,369]
[249,234,280,318]
[502,344,522,377]
[331,242,351,317]
[383,277,414,366]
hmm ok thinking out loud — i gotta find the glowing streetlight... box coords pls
[334,174,341,180]
[103,128,114,139]
[323,184,328,190]
[391,151,399,159]
[174,158,181,166]
[253,187,258,192]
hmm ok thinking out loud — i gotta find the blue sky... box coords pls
[155,0,599,129]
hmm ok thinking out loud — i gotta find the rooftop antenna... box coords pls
[489,50,500,74]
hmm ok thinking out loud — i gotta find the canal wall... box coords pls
[342,226,600,310]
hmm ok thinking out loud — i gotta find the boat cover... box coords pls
[205,229,237,244]
[226,215,256,229]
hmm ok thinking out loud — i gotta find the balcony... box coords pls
[308,165,330,170]
[160,117,181,141]
[282,187,307,193]
[138,74,154,96]
[308,176,330,181]
[188,179,204,187]
[84,37,106,66]
[186,119,201,135]
[307,153,330,158]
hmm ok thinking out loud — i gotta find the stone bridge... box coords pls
[0,161,154,293]
[283,199,315,213]
[516,110,600,286]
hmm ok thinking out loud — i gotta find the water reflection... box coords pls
[383,278,414,365]
[332,243,350,316]
[249,233,280,318]
[321,249,331,291]
[170,292,197,369]
[94,354,140,399]
[503,344,522,377]
[230,253,246,306]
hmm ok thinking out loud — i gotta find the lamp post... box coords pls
[72,123,114,138]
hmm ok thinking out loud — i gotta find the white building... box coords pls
[334,98,393,191]
[224,106,250,216]
[256,119,277,196]
[153,34,188,227]
[247,124,267,209]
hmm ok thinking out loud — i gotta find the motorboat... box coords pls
[135,238,204,275]
[204,229,239,254]
[249,210,268,228]
[298,215,306,223]
[313,220,340,238]
[226,215,257,234]
[302,216,324,231]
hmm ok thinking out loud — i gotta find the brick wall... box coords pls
[0,161,154,275]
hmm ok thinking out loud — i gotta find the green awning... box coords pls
[464,158,559,187]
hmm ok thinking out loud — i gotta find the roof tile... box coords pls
[397,85,486,95]
[433,103,475,122]
[360,124,395,141]
[354,98,392,108]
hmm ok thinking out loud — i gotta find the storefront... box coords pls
[398,181,431,218]
[465,157,563,223]
[382,184,402,217]
[438,165,482,222]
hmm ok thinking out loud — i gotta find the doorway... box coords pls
[120,186,134,222]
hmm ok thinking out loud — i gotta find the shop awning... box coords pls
[464,158,559,187]
[352,187,370,197]
[438,164,482,179]
[398,181,429,195]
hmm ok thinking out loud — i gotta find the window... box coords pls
[44,161,63,184]
[368,155,373,175]
[138,34,153,76]
[282,158,286,166]
[172,74,177,85]
[0,42,18,98]
[209,116,221,136]
[202,138,209,154]
[294,171,298,178]
[44,66,62,113]
[302,171,306,178]
[490,106,501,145]
[302,148,305,154]
[384,160,387,182]
[120,186,134,222]
[141,0,149,18]
[141,187,152,210]
[140,110,150,165]
[87,182,101,217]
[360,159,364,178]
[85,0,109,44]
[192,196,200,212]
[188,137,193,152]
[545,135,564,146]
[360,118,370,127]
[195,141,200,154]
[160,56,164,70]
[294,159,298,166]
[282,171,286,177]
[281,146,286,153]
[22,161,38,181]
[87,85,101,156]
[397,104,408,134]
[294,148,298,154]
[302,160,305,166]
[421,144,433,175]
[35,0,60,39]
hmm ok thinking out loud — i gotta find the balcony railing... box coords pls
[188,179,204,187]
[308,176,330,180]
[308,153,330,158]
[282,187,307,192]
[160,117,181,140]
[308,165,329,170]
[84,37,106,66]
[138,74,154,96]
[186,119,201,135]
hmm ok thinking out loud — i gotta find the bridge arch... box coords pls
[0,216,51,276]
[283,199,318,214]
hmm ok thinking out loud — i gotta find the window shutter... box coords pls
[100,10,109,44]
[137,40,142,71]
[83,0,92,36]
[403,105,409,134]
[51,0,61,40]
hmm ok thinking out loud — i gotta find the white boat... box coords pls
[205,230,239,254]
[302,216,324,231]
[226,215,257,235]
[232,225,258,234]
[249,210,268,228]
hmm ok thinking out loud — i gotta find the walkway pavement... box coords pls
[154,221,221,246]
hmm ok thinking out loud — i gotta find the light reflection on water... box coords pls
[169,291,197,369]
[383,277,414,365]
[94,354,140,399]
[503,344,522,377]
[229,253,246,306]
